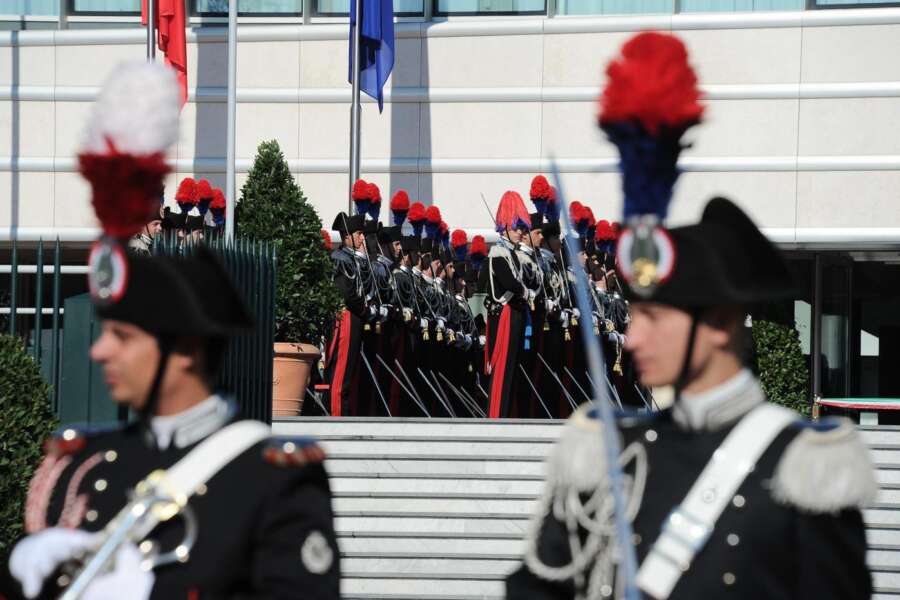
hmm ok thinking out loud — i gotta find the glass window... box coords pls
[434,0,545,16]
[194,0,302,16]
[813,0,900,6]
[680,0,803,11]
[850,259,900,399]
[70,0,137,13]
[315,0,423,16]
[0,0,58,15]
[820,258,851,398]
[557,0,670,15]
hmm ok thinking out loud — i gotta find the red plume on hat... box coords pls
[196,178,213,200]
[210,188,226,210]
[352,178,371,216]
[367,182,382,204]
[321,229,333,251]
[584,206,596,228]
[424,205,442,239]
[569,201,584,224]
[175,177,199,207]
[469,234,487,270]
[595,219,615,241]
[390,190,410,226]
[495,191,530,233]
[451,229,468,261]
[408,201,426,237]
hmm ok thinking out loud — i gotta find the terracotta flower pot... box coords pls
[272,342,321,417]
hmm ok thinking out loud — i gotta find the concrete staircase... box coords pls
[272,418,900,600]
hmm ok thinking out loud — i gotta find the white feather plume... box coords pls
[81,61,180,156]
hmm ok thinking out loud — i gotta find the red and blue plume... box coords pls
[584,206,596,228]
[196,179,213,215]
[424,205,441,239]
[367,183,381,220]
[321,228,333,251]
[598,31,704,222]
[175,177,199,212]
[571,203,590,238]
[495,191,530,233]
[469,234,487,270]
[546,185,560,222]
[408,201,426,237]
[595,219,616,255]
[451,229,468,261]
[530,175,553,217]
[390,190,410,226]
[351,178,371,216]
[210,187,226,227]
[439,221,450,250]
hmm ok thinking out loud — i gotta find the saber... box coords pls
[375,354,430,417]
[431,370,470,418]
[461,387,488,419]
[304,386,330,416]
[563,366,593,405]
[518,364,553,419]
[633,383,659,412]
[417,367,455,418]
[585,369,625,411]
[393,358,430,416]
[551,159,640,600]
[536,352,577,411]
[438,372,486,418]
[428,369,459,418]
[360,345,391,417]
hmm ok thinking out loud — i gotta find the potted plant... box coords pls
[236,140,341,416]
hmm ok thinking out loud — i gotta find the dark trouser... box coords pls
[486,304,526,418]
[535,313,569,419]
[325,309,363,416]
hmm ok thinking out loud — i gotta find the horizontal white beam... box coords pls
[0,227,98,242]
[0,265,89,273]
[5,81,900,104]
[5,156,900,174]
[0,307,64,314]
[4,8,900,47]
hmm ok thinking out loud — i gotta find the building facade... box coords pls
[1,1,899,405]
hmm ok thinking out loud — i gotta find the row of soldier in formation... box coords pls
[313,176,648,420]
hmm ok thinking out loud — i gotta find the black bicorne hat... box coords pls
[400,235,420,253]
[363,219,380,235]
[96,246,254,337]
[162,206,186,230]
[332,212,365,236]
[619,197,796,309]
[529,212,544,231]
[542,220,561,240]
[380,225,402,244]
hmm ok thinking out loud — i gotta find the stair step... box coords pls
[334,491,539,501]
[335,515,529,536]
[331,477,544,496]
[338,537,524,555]
[319,440,553,457]
[331,472,546,481]
[274,418,563,440]
[342,558,518,576]
[334,497,536,515]
[341,577,504,597]
[325,458,545,476]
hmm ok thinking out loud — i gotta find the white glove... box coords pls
[378,305,389,319]
[572,308,581,320]
[420,318,429,330]
[10,527,97,599]
[526,289,537,302]
[402,307,413,321]
[478,335,486,347]
[80,542,154,600]
[368,305,378,318]
[559,309,569,325]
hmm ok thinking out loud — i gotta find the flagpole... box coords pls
[146,0,155,60]
[225,0,238,241]
[348,0,362,214]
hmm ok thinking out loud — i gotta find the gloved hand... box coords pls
[572,308,581,320]
[478,335,486,347]
[402,307,413,322]
[525,289,537,303]
[80,542,154,600]
[559,309,570,325]
[378,305,390,320]
[10,527,97,599]
[368,305,378,319]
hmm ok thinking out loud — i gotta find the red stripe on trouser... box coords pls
[330,310,353,416]
[484,315,491,375]
[327,315,340,363]
[488,305,512,419]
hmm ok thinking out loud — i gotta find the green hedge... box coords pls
[0,335,56,561]
[236,140,341,344]
[751,319,811,417]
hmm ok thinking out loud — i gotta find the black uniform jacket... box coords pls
[1,401,340,600]
[507,376,875,600]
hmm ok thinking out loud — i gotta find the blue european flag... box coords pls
[349,0,395,113]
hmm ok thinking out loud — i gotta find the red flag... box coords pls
[141,0,188,106]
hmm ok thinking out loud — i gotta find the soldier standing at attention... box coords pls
[2,61,339,600]
[507,32,874,600]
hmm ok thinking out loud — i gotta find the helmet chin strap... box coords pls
[673,309,701,405]
[140,335,175,449]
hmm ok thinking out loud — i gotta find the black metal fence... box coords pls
[3,235,277,425]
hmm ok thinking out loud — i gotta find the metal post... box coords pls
[225,0,238,241]
[34,239,43,362]
[51,239,61,411]
[146,0,156,60]
[9,236,17,336]
[811,254,822,402]
[348,0,363,213]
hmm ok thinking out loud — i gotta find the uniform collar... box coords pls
[498,237,516,251]
[150,395,233,450]
[672,369,762,431]
[519,244,534,257]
